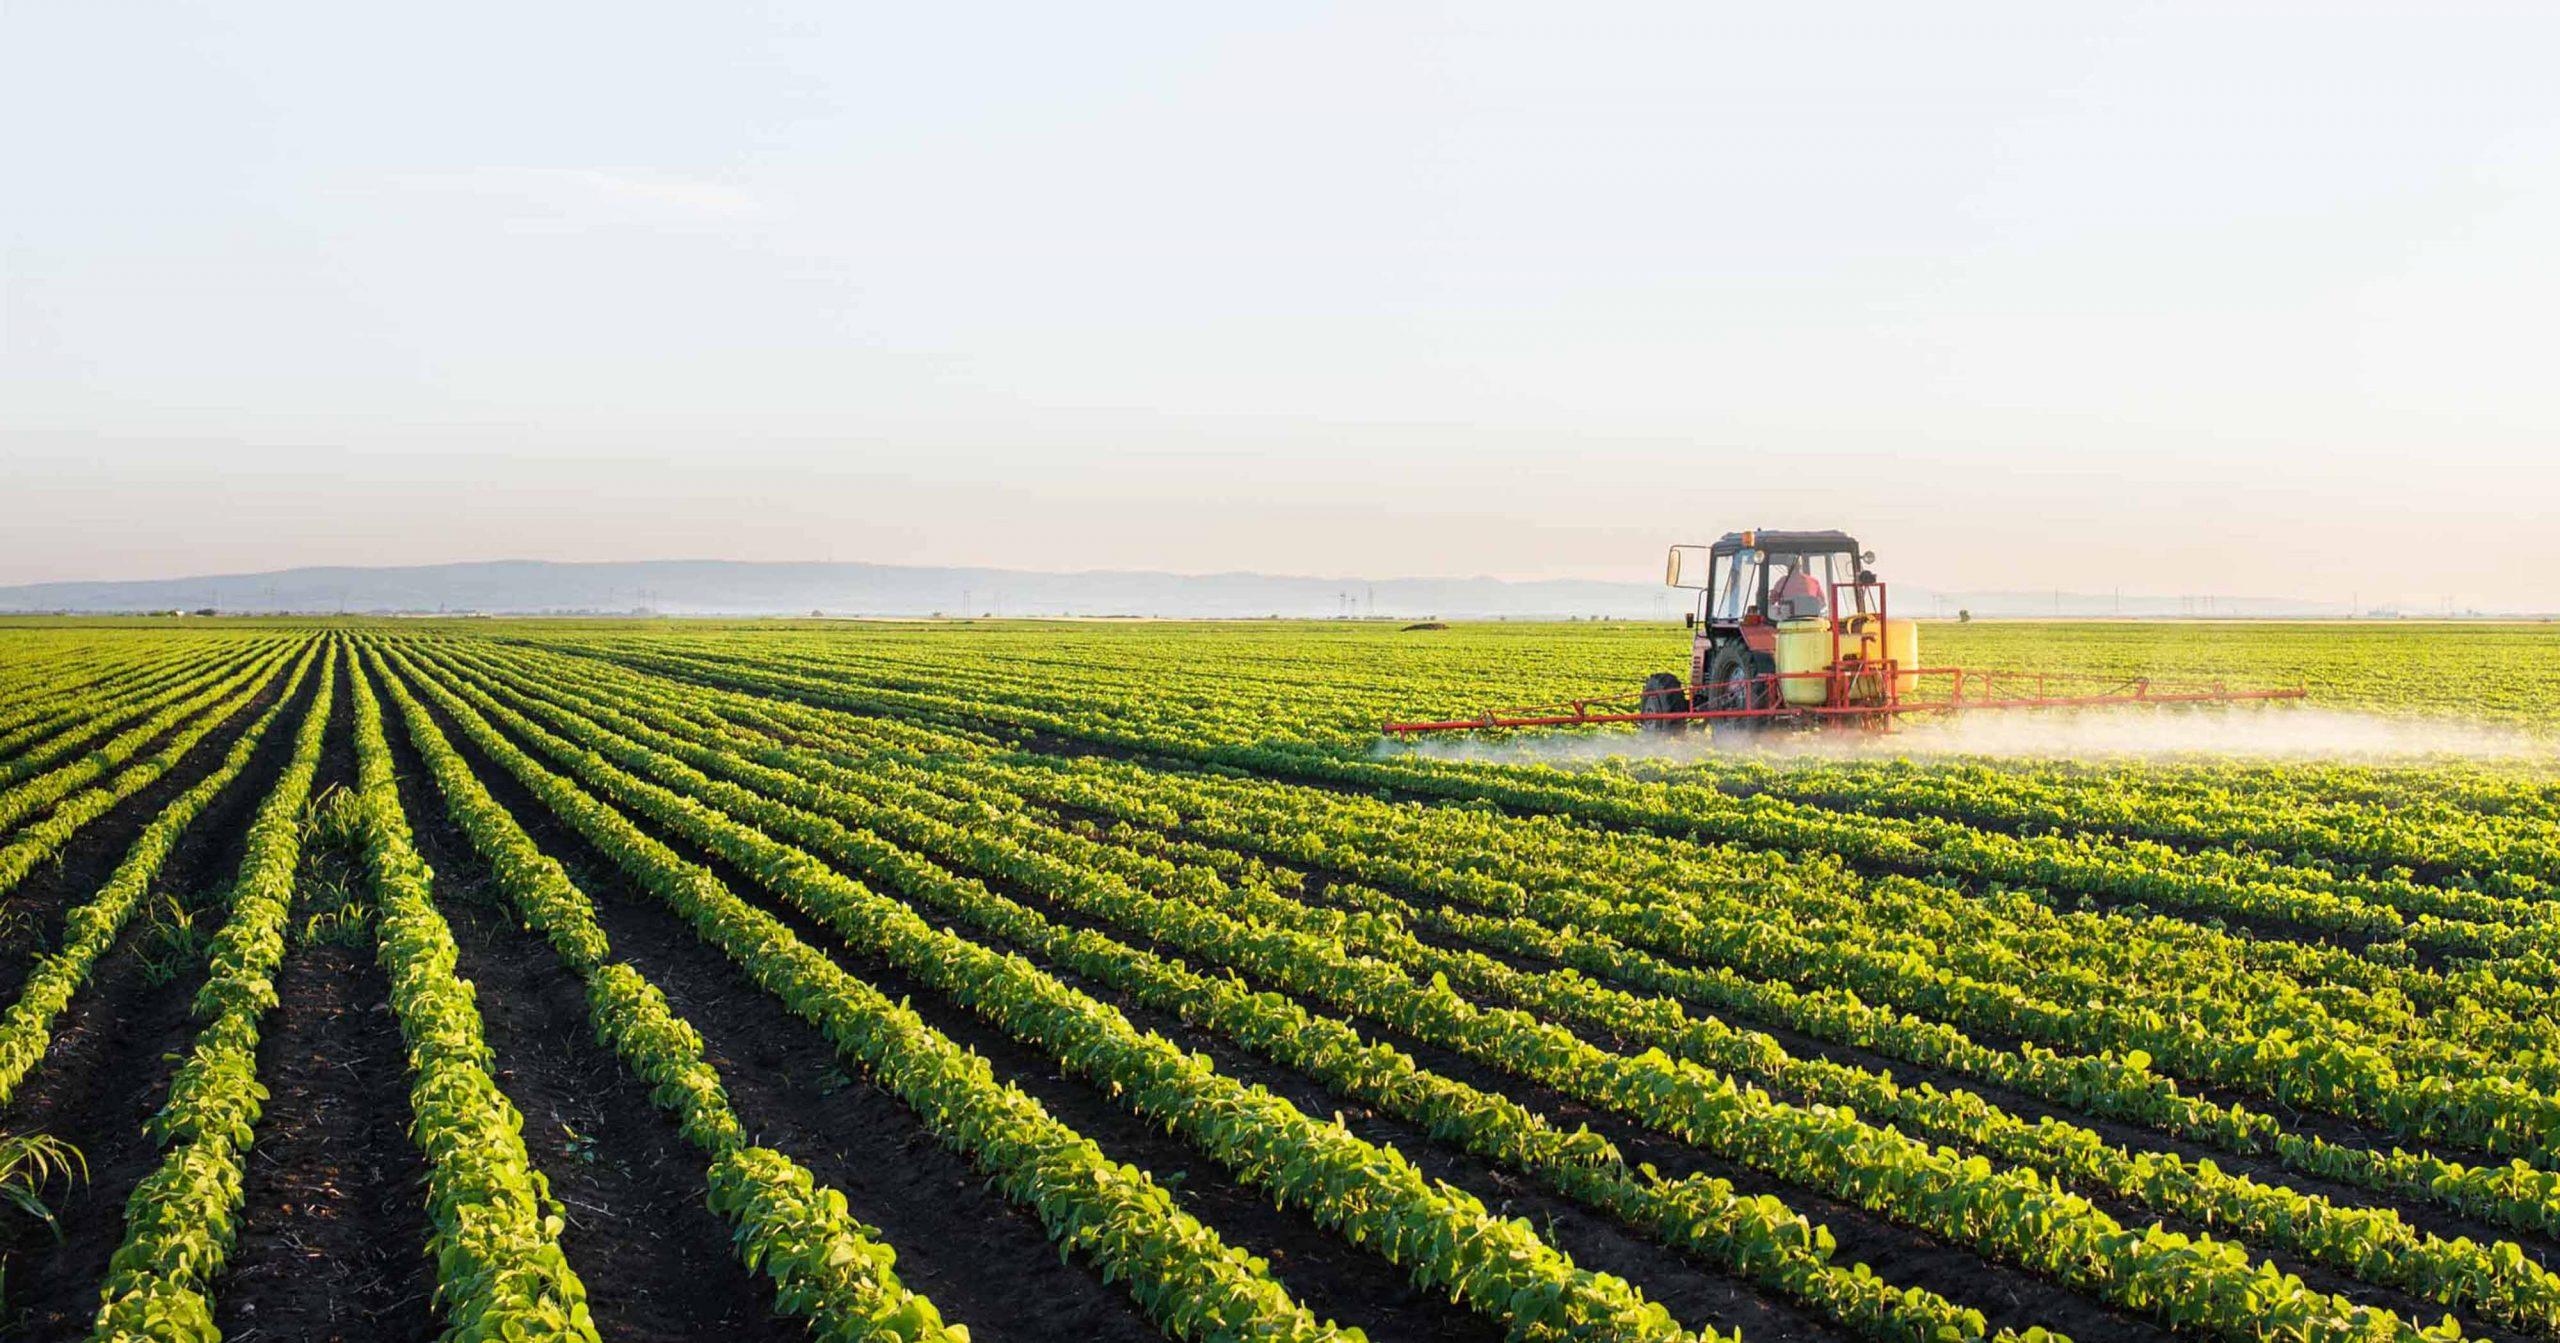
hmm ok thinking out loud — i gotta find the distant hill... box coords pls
[0,558,2358,619]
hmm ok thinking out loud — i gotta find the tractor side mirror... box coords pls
[1861,549,1877,565]
[1683,611,1696,629]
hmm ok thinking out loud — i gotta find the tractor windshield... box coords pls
[1763,552,1850,620]
[1714,547,1869,623]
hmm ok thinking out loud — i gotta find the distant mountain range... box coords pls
[0,558,2372,619]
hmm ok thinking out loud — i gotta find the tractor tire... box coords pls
[1638,672,1690,733]
[1705,643,1776,734]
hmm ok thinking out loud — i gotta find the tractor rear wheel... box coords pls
[1638,672,1690,733]
[1705,644,1776,733]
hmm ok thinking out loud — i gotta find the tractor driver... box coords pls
[1771,562,1828,621]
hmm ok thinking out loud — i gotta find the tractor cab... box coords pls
[1672,530,1875,631]
[1649,529,1890,725]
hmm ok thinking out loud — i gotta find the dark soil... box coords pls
[957,908,1853,1343]
[671,840,1505,1343]
[427,648,2145,1341]
[388,659,1176,1343]
[422,645,2556,1339]
[374,694,796,1342]
[0,653,209,768]
[1048,810,2559,1334]
[0,651,319,1339]
[0,655,301,1006]
[210,892,438,1343]
[855,803,2165,1343]
[212,650,440,1343]
[998,741,2548,1191]
[477,653,2201,1338]
[1368,877,2560,1265]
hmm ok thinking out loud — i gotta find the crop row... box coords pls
[0,637,283,755]
[1010,745,2560,1172]
[486,638,2560,1221]
[345,648,603,1341]
[419,640,2442,1343]
[367,643,1366,1342]
[0,637,279,791]
[363,643,970,1342]
[0,640,299,837]
[383,642,1718,1343]
[619,636,2560,970]
[0,641,317,900]
[419,642,2032,1343]
[0,644,322,1109]
[1605,754,2560,896]
[549,640,2547,1039]
[536,642,2560,1163]
[0,641,251,759]
[486,641,2560,1285]
[92,641,336,1339]
[451,636,2560,1324]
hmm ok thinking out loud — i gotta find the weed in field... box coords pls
[295,785,380,945]
[134,895,213,988]
[0,906,43,953]
[298,892,373,947]
[303,783,367,852]
[0,1130,86,1245]
[293,863,372,947]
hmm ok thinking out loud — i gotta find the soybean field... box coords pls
[2,617,2558,1343]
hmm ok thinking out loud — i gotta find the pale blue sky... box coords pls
[5,3,2555,608]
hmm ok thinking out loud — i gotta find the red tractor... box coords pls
[1641,529,1897,732]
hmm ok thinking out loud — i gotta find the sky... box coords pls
[4,3,2557,610]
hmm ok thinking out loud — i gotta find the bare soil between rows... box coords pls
[209,646,432,1343]
[0,655,314,1338]
[392,662,1182,1343]
[419,644,2560,1338]
[431,649,2175,1342]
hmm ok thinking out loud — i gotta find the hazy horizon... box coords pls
[0,554,2532,620]
[8,4,2557,609]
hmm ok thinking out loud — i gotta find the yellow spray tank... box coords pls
[1845,613,1920,699]
[1773,618,1836,706]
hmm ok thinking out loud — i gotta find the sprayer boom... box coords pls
[1384,529,2307,739]
[1382,669,2307,735]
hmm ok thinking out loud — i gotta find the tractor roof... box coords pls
[1706,529,1862,556]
